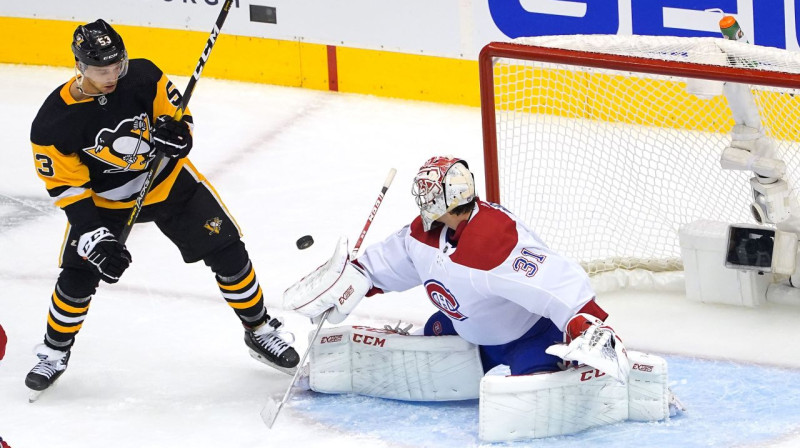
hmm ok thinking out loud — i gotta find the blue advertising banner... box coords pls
[487,0,797,50]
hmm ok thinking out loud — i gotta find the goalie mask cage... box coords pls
[479,35,800,278]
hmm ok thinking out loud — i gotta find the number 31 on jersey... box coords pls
[513,248,546,278]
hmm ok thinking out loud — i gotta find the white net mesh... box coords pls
[486,35,800,275]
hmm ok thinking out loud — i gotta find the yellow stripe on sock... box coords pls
[218,267,255,291]
[52,292,89,314]
[227,288,263,310]
[47,314,83,334]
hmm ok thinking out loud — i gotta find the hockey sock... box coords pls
[216,260,267,328]
[45,284,92,351]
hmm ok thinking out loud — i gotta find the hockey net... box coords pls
[480,35,800,280]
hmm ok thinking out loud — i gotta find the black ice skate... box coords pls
[26,345,71,402]
[245,317,299,375]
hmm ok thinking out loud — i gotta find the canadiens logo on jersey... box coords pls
[204,217,223,235]
[424,280,467,321]
[82,113,156,173]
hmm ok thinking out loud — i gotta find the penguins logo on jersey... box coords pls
[204,217,223,235]
[424,280,467,321]
[82,113,156,173]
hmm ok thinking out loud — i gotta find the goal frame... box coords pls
[479,40,800,204]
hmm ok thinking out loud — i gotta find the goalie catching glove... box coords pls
[546,313,630,384]
[283,236,372,324]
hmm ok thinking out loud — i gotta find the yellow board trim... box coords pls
[336,47,480,106]
[0,16,477,106]
[9,17,800,144]
[227,288,263,310]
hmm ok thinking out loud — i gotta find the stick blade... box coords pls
[260,396,283,428]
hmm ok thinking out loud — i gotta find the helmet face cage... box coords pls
[412,156,476,230]
[412,171,444,210]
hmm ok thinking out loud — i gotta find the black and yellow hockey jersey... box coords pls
[30,58,200,232]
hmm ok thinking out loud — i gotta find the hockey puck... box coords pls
[296,235,314,250]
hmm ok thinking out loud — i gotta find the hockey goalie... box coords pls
[284,156,682,442]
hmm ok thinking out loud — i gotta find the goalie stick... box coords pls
[118,0,234,244]
[261,167,397,428]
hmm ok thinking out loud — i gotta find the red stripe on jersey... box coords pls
[409,216,442,248]
[577,298,609,322]
[450,201,518,270]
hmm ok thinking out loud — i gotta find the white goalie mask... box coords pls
[412,156,476,231]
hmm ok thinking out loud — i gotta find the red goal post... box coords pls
[478,36,800,277]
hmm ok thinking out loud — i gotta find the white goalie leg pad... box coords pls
[479,366,627,442]
[309,325,483,401]
[478,351,671,442]
[627,351,671,421]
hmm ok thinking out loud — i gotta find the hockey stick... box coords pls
[118,0,234,244]
[260,167,398,428]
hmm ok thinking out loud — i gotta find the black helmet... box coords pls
[71,19,126,67]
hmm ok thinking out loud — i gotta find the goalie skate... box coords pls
[245,318,300,375]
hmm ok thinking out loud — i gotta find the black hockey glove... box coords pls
[77,227,132,284]
[152,115,193,159]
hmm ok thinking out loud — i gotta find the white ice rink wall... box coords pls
[1,1,798,105]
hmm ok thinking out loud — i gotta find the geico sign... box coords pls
[489,0,794,49]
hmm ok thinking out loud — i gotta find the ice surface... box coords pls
[0,64,798,447]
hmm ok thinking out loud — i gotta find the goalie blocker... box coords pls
[304,325,680,441]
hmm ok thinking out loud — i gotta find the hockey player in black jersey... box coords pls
[26,19,299,397]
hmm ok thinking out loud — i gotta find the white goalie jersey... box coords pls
[302,200,679,442]
[356,200,597,345]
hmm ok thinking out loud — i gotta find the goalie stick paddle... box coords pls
[118,0,234,244]
[261,167,398,429]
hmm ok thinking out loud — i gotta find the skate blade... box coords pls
[249,350,298,376]
[28,389,44,403]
